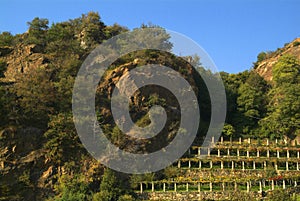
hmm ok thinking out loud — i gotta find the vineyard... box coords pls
[136,137,300,200]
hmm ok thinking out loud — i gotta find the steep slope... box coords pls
[255,38,300,81]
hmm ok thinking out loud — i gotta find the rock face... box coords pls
[255,38,300,81]
[1,43,48,82]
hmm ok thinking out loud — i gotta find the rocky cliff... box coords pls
[255,38,300,81]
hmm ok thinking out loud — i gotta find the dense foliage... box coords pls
[0,12,299,201]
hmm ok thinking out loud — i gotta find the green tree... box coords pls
[0,32,14,46]
[44,113,84,165]
[259,55,300,139]
[93,168,122,201]
[26,17,49,47]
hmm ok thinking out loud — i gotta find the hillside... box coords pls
[0,12,300,201]
[255,38,300,81]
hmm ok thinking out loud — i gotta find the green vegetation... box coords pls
[0,12,299,201]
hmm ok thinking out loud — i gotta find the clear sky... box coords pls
[1,0,300,73]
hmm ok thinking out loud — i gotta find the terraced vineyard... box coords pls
[136,138,300,200]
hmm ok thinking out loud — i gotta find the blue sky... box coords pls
[1,0,300,73]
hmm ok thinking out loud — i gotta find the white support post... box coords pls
[174,183,177,192]
[186,183,189,192]
[152,182,154,192]
[210,161,213,169]
[227,149,230,156]
[198,183,201,193]
[242,161,245,171]
[211,136,215,144]
[221,136,223,144]
[283,180,286,190]
[248,138,251,144]
[277,150,280,158]
[188,160,191,169]
[275,162,278,171]
[199,161,202,169]
[239,137,242,144]
[286,161,289,171]
[222,182,225,192]
[140,183,143,193]
[218,149,220,157]
[259,181,262,193]
[237,149,240,157]
[264,161,267,170]
[297,162,299,171]
[247,150,249,158]
[267,139,269,146]
[267,149,270,158]
[221,161,224,169]
[232,161,234,170]
[257,150,260,158]
[247,182,250,193]
[253,161,256,170]
[198,147,201,156]
[287,150,290,158]
[163,183,166,192]
[208,148,210,156]
[271,180,274,190]
[210,182,212,192]
[234,182,237,191]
